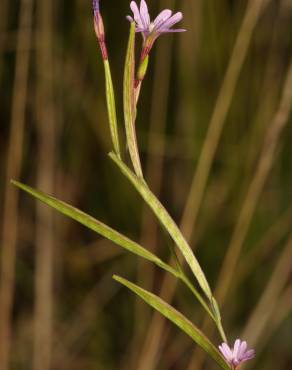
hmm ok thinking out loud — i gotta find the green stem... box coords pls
[109,152,212,301]
[180,274,215,321]
[103,60,121,158]
[123,22,143,177]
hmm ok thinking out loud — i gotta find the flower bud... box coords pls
[137,55,149,82]
[92,0,108,60]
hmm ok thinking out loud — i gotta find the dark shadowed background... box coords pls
[0,0,292,369]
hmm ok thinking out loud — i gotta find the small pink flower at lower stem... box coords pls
[219,339,255,369]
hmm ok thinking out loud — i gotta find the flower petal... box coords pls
[156,11,183,31]
[140,0,150,29]
[130,1,144,29]
[219,343,233,362]
[238,341,247,360]
[153,9,172,28]
[233,339,241,359]
[159,28,186,33]
[242,349,255,362]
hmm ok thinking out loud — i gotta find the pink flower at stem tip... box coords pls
[127,0,185,61]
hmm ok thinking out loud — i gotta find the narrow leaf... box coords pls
[109,152,212,301]
[11,180,177,276]
[104,59,121,158]
[12,180,216,323]
[113,275,230,370]
[123,22,143,177]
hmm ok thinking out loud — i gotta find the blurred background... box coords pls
[0,0,292,369]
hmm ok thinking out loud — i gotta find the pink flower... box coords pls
[127,0,185,49]
[219,339,255,369]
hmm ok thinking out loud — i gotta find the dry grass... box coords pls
[0,1,33,369]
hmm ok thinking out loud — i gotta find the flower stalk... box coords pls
[92,0,121,158]
[92,2,253,369]
[123,22,143,177]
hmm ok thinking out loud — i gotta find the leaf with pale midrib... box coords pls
[113,275,230,370]
[11,180,178,276]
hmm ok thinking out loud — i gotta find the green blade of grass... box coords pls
[109,152,212,301]
[113,275,230,370]
[11,180,215,322]
[11,180,177,274]
[123,22,143,177]
[104,59,121,158]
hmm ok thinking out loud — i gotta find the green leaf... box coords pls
[123,22,143,177]
[12,180,216,322]
[13,180,224,337]
[104,59,121,158]
[11,180,177,276]
[113,275,230,370]
[109,152,213,301]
